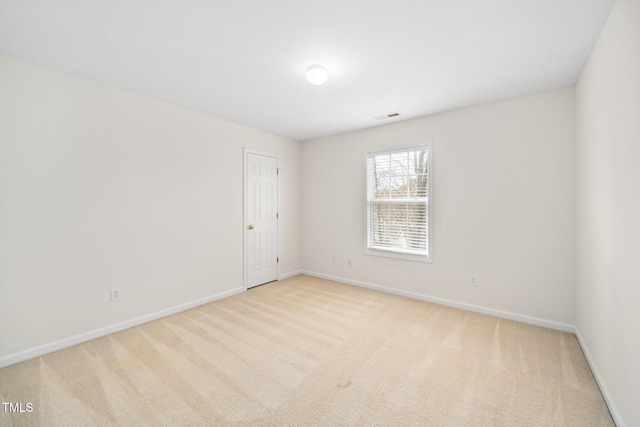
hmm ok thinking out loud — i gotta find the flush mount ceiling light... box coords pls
[306,65,328,85]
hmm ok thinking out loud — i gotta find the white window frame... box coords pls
[364,141,433,263]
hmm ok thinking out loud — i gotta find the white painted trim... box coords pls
[0,287,244,369]
[243,148,280,290]
[363,141,434,263]
[574,327,626,427]
[300,270,575,333]
[279,270,303,280]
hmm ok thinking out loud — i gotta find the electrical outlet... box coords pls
[332,255,336,263]
[110,288,122,301]
[348,258,352,267]
[469,275,478,286]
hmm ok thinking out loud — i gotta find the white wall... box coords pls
[302,88,576,326]
[0,55,302,363]
[575,0,640,425]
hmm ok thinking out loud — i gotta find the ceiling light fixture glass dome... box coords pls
[306,65,328,85]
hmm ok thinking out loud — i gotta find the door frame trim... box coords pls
[243,148,280,290]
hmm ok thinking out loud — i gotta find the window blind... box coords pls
[366,146,430,257]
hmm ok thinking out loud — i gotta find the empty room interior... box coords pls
[0,0,638,426]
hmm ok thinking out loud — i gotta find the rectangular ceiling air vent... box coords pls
[374,111,402,121]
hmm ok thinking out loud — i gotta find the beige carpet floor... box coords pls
[0,275,614,426]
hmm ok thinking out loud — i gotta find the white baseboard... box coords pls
[574,327,626,427]
[279,270,303,280]
[0,287,244,369]
[300,270,576,333]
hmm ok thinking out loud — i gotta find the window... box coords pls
[365,143,433,262]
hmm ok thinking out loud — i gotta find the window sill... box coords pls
[364,247,432,263]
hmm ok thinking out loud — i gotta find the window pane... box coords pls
[366,144,431,260]
[370,201,427,252]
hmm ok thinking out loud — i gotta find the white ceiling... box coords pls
[0,0,615,142]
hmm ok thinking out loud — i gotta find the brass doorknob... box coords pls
[248,224,255,229]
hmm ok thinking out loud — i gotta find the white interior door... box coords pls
[245,150,279,288]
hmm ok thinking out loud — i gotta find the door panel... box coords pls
[246,152,278,288]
